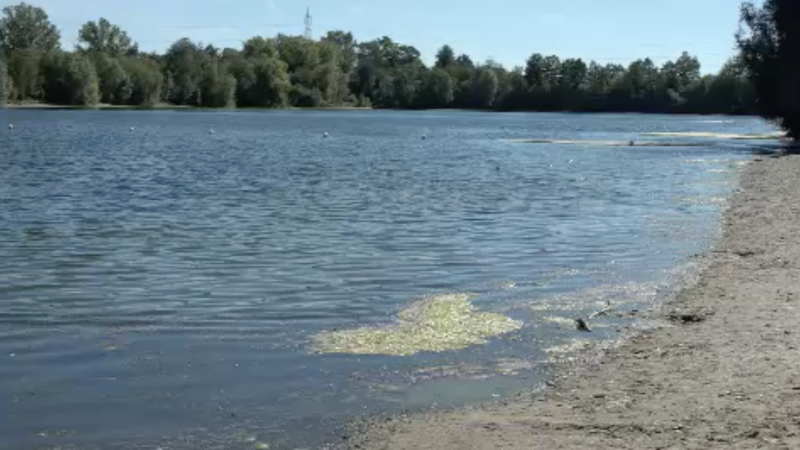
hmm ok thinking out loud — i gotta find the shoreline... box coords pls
[0,103,758,116]
[348,151,800,449]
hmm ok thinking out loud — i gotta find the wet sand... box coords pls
[350,153,800,449]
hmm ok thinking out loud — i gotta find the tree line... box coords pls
[0,2,763,116]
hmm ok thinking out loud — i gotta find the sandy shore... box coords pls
[350,153,800,449]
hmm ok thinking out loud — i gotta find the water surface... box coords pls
[0,110,773,449]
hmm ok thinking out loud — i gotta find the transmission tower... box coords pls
[304,7,313,40]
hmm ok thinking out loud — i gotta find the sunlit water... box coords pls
[0,110,776,449]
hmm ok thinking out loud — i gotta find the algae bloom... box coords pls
[310,294,523,356]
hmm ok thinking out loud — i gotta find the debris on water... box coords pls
[8,123,14,129]
[575,318,592,332]
[323,132,329,138]
[310,293,523,356]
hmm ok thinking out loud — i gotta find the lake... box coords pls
[0,110,774,449]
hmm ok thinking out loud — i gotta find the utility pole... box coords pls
[304,7,313,40]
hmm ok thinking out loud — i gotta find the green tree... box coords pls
[164,38,206,105]
[315,41,347,105]
[421,68,454,108]
[6,48,43,101]
[121,56,162,106]
[322,30,357,79]
[243,36,277,59]
[77,18,137,55]
[703,57,754,114]
[524,53,546,90]
[435,45,455,68]
[0,3,60,52]
[469,66,498,108]
[41,52,100,106]
[737,0,800,138]
[497,68,528,110]
[93,53,131,104]
[233,55,291,107]
[0,58,9,104]
[199,59,235,107]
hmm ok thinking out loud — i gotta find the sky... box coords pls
[6,0,744,74]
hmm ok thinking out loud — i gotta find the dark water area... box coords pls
[0,110,775,449]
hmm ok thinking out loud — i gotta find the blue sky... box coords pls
[10,0,743,73]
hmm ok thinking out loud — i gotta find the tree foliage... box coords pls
[78,18,137,56]
[121,56,162,106]
[41,52,99,106]
[0,58,9,105]
[737,0,800,138]
[0,1,769,116]
[0,3,59,52]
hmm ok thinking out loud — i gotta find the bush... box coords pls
[121,57,162,106]
[41,52,100,106]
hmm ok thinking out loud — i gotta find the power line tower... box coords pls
[304,7,313,40]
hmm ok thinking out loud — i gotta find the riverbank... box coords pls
[349,152,800,449]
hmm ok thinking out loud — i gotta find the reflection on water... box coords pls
[0,110,774,449]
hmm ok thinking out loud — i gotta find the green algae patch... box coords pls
[310,294,523,356]
[508,138,707,147]
[641,131,786,140]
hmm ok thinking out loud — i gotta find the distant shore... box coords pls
[0,102,373,111]
[349,151,800,449]
[0,102,760,116]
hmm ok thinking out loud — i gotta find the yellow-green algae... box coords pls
[310,293,523,356]
[642,131,786,140]
[507,139,707,147]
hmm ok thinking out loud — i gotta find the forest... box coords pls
[0,2,761,114]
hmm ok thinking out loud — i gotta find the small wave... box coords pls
[684,158,735,164]
[522,282,659,313]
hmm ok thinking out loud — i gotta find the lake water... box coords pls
[0,110,775,449]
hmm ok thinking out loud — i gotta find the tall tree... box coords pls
[6,48,43,100]
[93,53,131,104]
[164,38,206,105]
[737,0,800,138]
[0,58,9,105]
[77,18,137,55]
[469,66,498,108]
[121,56,162,106]
[0,3,60,52]
[435,45,455,68]
[421,68,454,108]
[322,30,357,77]
[243,36,277,59]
